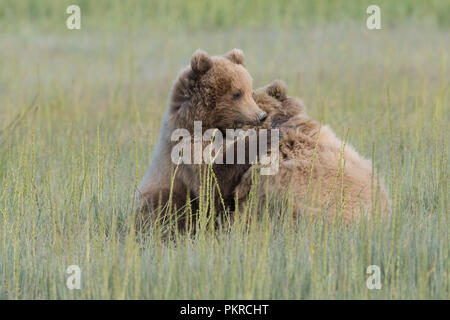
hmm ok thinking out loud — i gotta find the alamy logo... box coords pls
[366,265,382,290]
[171,121,279,175]
[66,265,81,290]
[66,5,81,30]
[366,5,381,30]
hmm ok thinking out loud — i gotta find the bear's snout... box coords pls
[258,111,268,123]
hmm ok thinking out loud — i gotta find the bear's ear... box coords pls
[224,48,244,65]
[191,49,213,75]
[266,80,287,101]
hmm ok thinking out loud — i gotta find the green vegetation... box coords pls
[0,0,449,31]
[0,1,448,299]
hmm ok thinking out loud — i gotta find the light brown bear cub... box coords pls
[135,49,268,231]
[236,81,391,223]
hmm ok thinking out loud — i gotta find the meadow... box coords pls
[0,0,448,299]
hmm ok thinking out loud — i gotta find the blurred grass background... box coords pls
[1,0,449,31]
[0,0,448,299]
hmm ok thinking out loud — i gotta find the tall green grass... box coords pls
[0,2,448,299]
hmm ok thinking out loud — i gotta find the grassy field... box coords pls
[0,1,448,299]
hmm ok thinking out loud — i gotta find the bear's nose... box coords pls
[258,111,268,122]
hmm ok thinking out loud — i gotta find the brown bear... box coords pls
[235,81,391,224]
[135,49,270,232]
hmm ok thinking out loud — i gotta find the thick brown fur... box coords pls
[235,81,391,224]
[135,49,269,232]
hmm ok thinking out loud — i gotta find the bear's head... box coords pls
[169,49,267,132]
[252,80,306,129]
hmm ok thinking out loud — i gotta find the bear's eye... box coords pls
[232,92,242,100]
